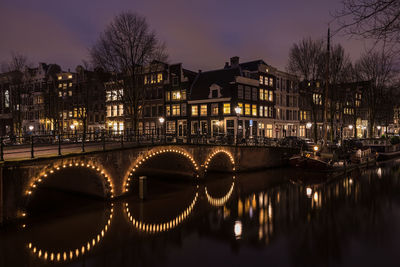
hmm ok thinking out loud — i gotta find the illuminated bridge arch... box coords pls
[124,189,199,234]
[27,204,113,263]
[24,160,114,215]
[123,148,199,193]
[204,149,235,172]
[205,176,235,207]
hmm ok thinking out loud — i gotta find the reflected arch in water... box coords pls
[123,148,200,193]
[26,204,114,263]
[124,186,199,234]
[205,176,235,207]
[204,149,235,173]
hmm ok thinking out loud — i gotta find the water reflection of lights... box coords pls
[124,148,199,193]
[205,178,235,207]
[306,187,312,197]
[125,192,199,234]
[234,220,242,239]
[377,168,382,178]
[27,204,114,262]
[204,150,235,172]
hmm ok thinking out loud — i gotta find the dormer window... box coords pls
[208,84,222,98]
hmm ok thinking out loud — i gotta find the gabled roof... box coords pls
[190,67,241,100]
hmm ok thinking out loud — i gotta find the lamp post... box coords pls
[235,106,242,145]
[28,125,34,134]
[306,122,312,139]
[377,125,381,138]
[348,124,353,138]
[159,117,165,143]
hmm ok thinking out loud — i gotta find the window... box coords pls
[223,103,231,114]
[238,85,243,99]
[172,104,180,116]
[245,104,251,115]
[166,121,176,133]
[269,77,273,86]
[152,106,157,117]
[313,93,322,105]
[212,103,219,115]
[269,90,273,101]
[172,90,181,100]
[259,106,264,117]
[259,89,264,101]
[245,86,251,100]
[252,105,257,116]
[252,87,257,101]
[144,76,148,85]
[237,103,243,115]
[166,91,171,102]
[181,90,187,100]
[200,105,207,116]
[4,90,9,108]
[119,104,124,116]
[181,103,187,116]
[266,124,273,138]
[191,105,198,116]
[212,89,218,98]
[191,121,199,134]
[259,76,264,84]
[172,77,179,86]
[157,73,163,83]
[68,91,72,96]
[166,105,171,117]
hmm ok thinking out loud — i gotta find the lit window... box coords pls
[119,104,124,115]
[166,92,170,102]
[200,104,207,116]
[144,76,148,84]
[259,89,264,101]
[166,121,176,133]
[259,76,264,84]
[68,83,72,87]
[58,76,62,80]
[58,84,62,88]
[212,103,219,115]
[181,90,187,100]
[157,73,163,83]
[166,106,171,117]
[172,104,180,116]
[68,74,72,79]
[172,91,181,100]
[191,105,198,116]
[223,103,231,114]
[264,106,268,117]
[68,91,72,96]
[245,104,251,115]
[238,103,243,115]
[259,106,263,117]
[252,105,257,116]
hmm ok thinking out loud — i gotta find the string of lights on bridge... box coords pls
[124,148,199,193]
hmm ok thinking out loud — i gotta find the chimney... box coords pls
[230,56,239,67]
[198,69,202,73]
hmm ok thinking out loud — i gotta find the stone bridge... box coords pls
[0,144,297,223]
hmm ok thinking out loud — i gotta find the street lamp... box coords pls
[348,125,353,130]
[159,117,165,143]
[235,106,242,145]
[70,124,75,131]
[28,125,34,132]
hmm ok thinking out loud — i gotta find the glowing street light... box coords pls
[377,125,381,130]
[306,187,312,197]
[159,117,165,124]
[70,124,75,130]
[306,122,312,129]
[28,125,34,132]
[348,125,353,130]
[234,106,242,115]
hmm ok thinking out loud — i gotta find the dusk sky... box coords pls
[0,0,372,72]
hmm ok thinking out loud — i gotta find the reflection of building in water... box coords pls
[27,204,113,262]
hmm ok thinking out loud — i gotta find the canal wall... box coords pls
[0,144,298,223]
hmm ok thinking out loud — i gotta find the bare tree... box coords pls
[90,12,167,132]
[335,0,400,50]
[2,51,29,72]
[287,37,324,81]
[354,48,398,137]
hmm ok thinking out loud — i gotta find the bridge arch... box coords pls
[124,186,199,234]
[27,204,113,262]
[204,149,235,173]
[123,147,199,193]
[205,176,235,207]
[23,160,114,216]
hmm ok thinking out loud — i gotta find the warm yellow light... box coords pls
[313,146,319,152]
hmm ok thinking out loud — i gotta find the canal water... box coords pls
[1,159,400,267]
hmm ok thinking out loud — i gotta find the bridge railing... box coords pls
[0,131,295,161]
